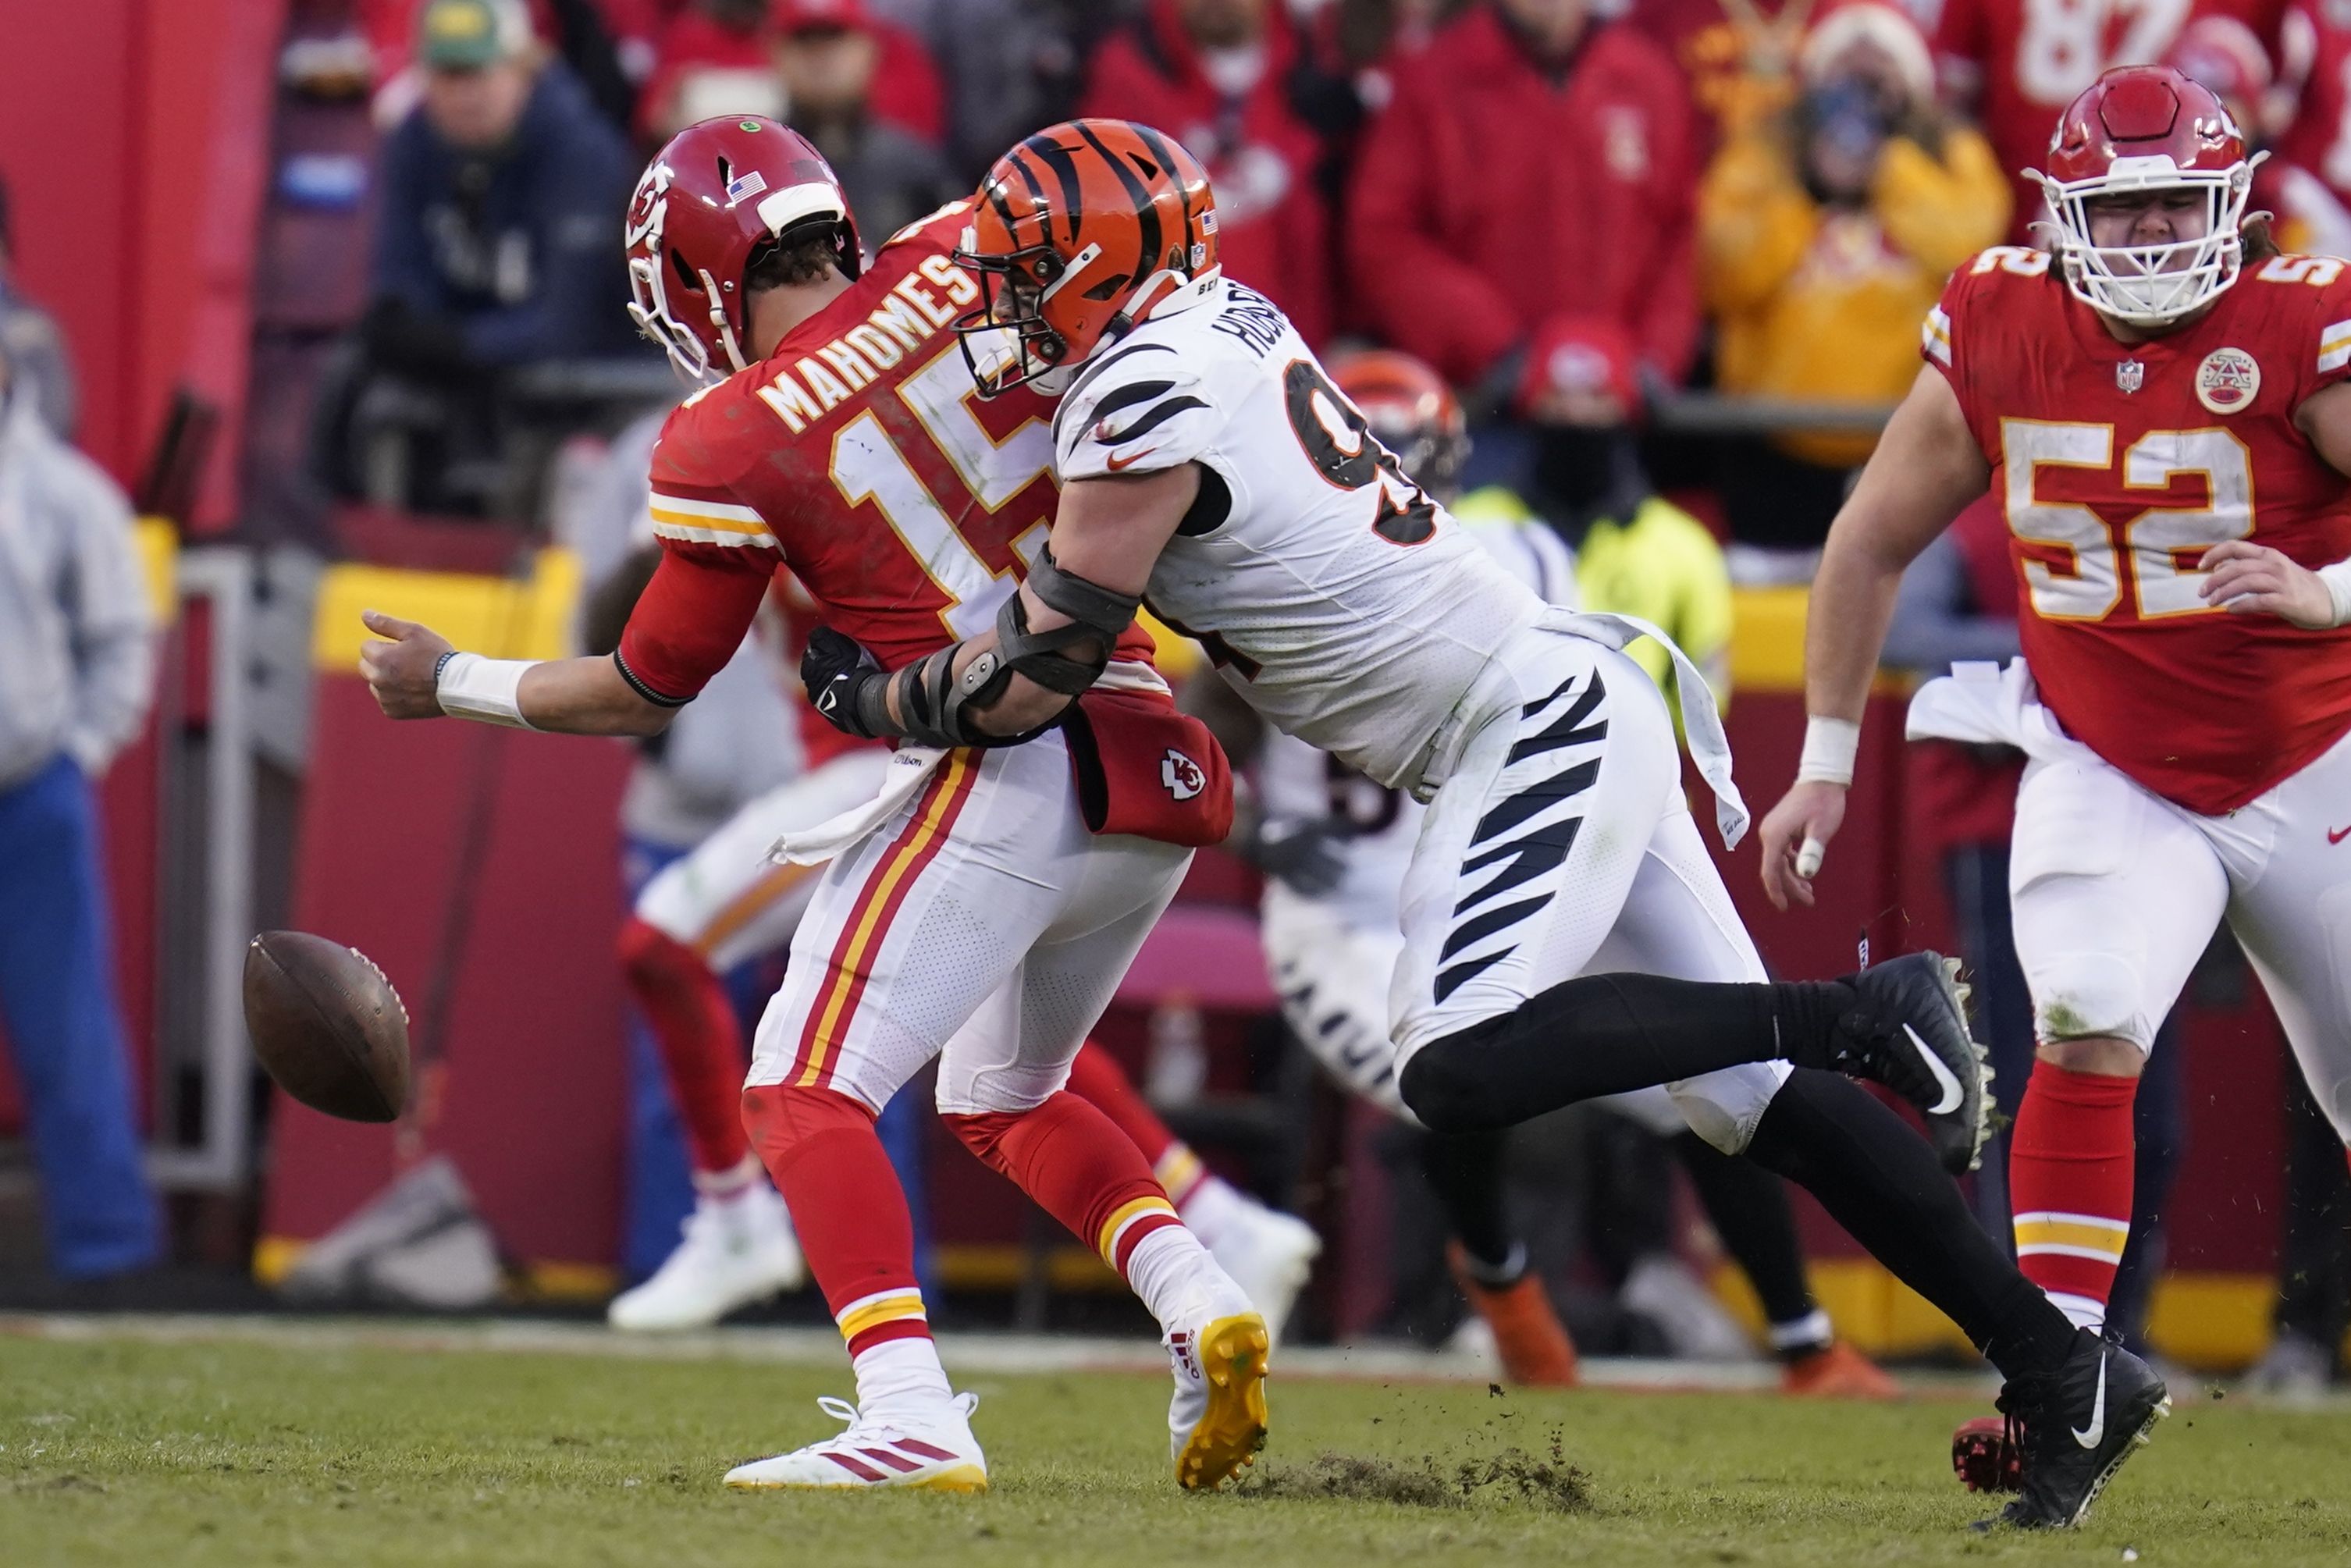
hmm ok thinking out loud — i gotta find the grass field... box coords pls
[5,1320,2349,1567]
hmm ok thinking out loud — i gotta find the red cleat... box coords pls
[1449,1244,1579,1388]
[1780,1341,1901,1399]
[1952,1413,2023,1492]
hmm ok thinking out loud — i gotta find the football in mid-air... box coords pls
[243,931,411,1122]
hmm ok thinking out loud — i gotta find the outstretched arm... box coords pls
[359,610,678,735]
[1757,365,1989,910]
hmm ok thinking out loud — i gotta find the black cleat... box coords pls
[1990,1331,2169,1530]
[1826,952,1993,1175]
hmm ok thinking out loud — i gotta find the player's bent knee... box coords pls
[741,1081,877,1168]
[2027,952,2154,1058]
[1396,1021,1516,1131]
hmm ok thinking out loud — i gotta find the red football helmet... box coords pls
[1329,349,1469,497]
[2033,65,2258,327]
[624,116,862,382]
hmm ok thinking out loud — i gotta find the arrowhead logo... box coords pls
[1903,1023,1965,1115]
[2072,1352,2107,1449]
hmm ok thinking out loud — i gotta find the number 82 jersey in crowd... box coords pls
[1052,280,1548,790]
[1924,244,2351,815]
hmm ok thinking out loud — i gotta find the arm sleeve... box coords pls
[1697,133,1820,313]
[617,425,784,704]
[1873,129,2015,280]
[1880,530,2022,673]
[1052,347,1227,482]
[1343,75,1526,385]
[57,457,157,773]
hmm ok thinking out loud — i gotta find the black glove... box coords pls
[802,624,887,737]
[1243,815,1350,898]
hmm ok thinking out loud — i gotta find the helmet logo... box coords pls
[2195,347,2259,413]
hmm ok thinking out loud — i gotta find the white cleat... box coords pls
[608,1182,805,1332]
[724,1393,987,1492]
[1167,1307,1270,1491]
[1203,1200,1320,1346]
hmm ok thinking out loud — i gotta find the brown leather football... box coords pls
[243,931,411,1122]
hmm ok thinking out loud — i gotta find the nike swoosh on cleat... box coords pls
[1904,1023,1965,1115]
[2072,1353,2107,1449]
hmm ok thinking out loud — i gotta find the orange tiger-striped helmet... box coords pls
[955,119,1220,396]
[1329,349,1469,497]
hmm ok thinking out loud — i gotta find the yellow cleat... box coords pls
[1170,1310,1270,1491]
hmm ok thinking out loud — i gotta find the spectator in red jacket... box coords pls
[1347,0,1700,404]
[1346,0,1700,503]
[1082,0,1344,346]
[635,0,944,144]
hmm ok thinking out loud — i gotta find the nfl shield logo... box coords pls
[2116,360,2144,394]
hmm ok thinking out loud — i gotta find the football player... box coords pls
[598,570,1319,1339]
[359,118,1270,1495]
[796,118,2150,1527]
[1218,348,1894,1395]
[1759,65,2351,1517]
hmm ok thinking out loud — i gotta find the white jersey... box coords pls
[1256,510,1581,933]
[1053,281,1546,788]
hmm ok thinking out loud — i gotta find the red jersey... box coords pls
[618,204,1154,707]
[1925,244,2351,813]
[2277,1,2351,197]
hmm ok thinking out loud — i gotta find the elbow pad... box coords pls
[993,546,1142,694]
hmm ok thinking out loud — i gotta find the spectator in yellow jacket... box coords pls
[1698,0,2008,556]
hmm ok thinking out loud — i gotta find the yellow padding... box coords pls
[311,548,582,671]
[250,1234,614,1301]
[135,518,179,626]
[1726,584,1918,699]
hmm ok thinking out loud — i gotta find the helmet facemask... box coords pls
[2033,152,2260,328]
[954,239,1101,398]
[624,168,747,386]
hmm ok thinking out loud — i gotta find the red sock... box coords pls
[744,1082,929,1353]
[620,916,753,1179]
[2008,1061,2139,1332]
[944,1092,1182,1272]
[1062,1040,1208,1206]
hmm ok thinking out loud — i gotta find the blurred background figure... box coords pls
[1698,0,2008,568]
[1932,0,2198,240]
[768,0,959,242]
[877,1,1131,183]
[638,0,945,148]
[1346,0,1702,500]
[0,176,77,441]
[337,0,642,514]
[1880,497,2185,1359]
[2244,1078,2351,1396]
[363,0,642,133]
[0,339,160,1285]
[2175,14,2351,260]
[1082,0,1349,345]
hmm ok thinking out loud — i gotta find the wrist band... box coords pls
[436,652,535,729]
[2317,560,2351,628]
[1794,716,1861,786]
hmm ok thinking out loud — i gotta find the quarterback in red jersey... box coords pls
[356,117,1268,1495]
[1761,66,2351,1513]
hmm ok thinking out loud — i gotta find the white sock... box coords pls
[1768,1309,1834,1356]
[852,1335,955,1427]
[2047,1291,2107,1334]
[1126,1224,1247,1333]
[1175,1175,1253,1250]
[693,1153,764,1200]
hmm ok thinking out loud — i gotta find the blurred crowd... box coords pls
[297,0,2351,571]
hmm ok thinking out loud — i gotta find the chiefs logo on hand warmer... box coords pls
[1161,750,1207,801]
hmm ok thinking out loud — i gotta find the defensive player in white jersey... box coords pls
[1229,350,1895,1395]
[795,119,2160,1527]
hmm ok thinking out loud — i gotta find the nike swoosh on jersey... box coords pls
[1104,448,1159,473]
[1904,1023,1964,1115]
[2331,824,2351,845]
[2072,1352,2107,1449]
